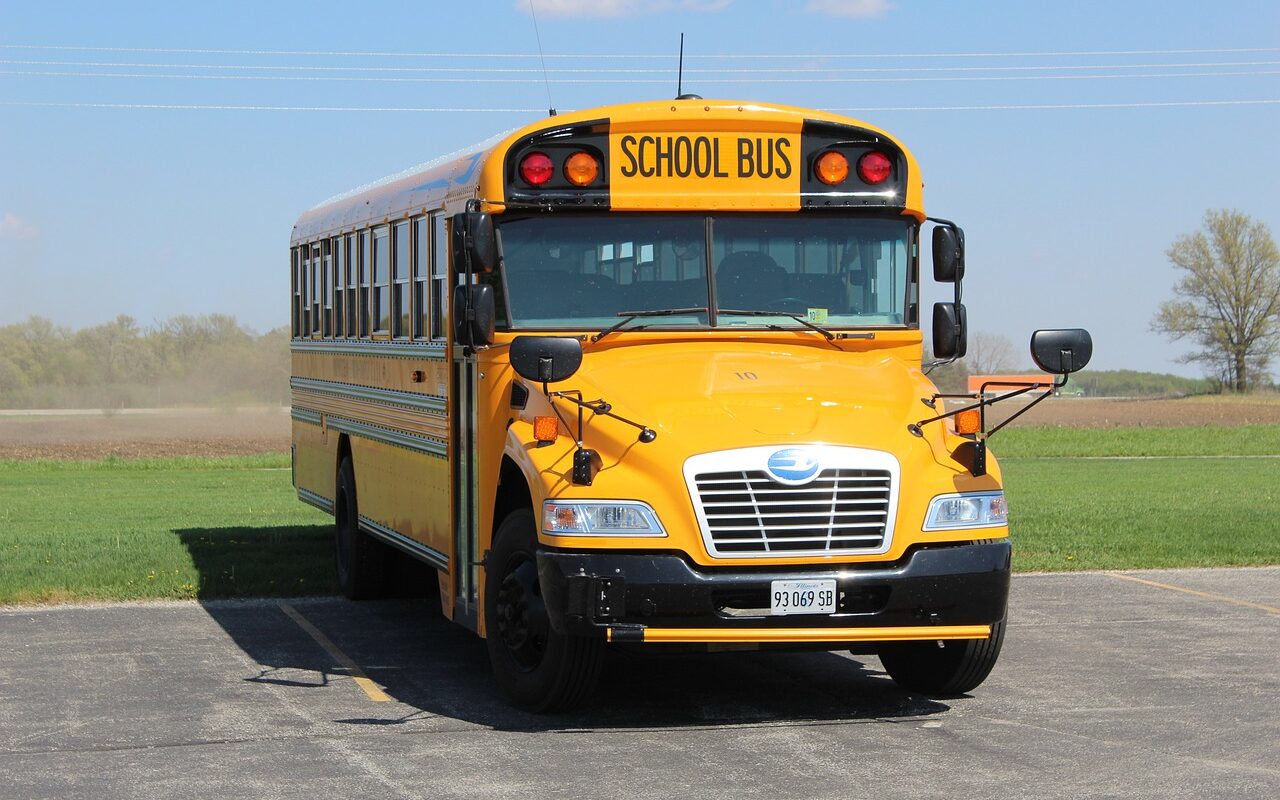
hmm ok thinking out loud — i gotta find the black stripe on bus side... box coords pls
[298,488,334,514]
[359,515,450,572]
[325,415,448,459]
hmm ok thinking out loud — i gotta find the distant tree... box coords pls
[1151,209,1280,392]
[923,343,969,393]
[964,331,1018,376]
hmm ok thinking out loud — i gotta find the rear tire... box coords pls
[877,619,1005,696]
[334,456,385,600]
[484,509,603,712]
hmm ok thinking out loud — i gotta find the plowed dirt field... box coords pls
[1,396,1278,460]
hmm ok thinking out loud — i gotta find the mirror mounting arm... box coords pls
[548,390,658,445]
[909,375,1068,476]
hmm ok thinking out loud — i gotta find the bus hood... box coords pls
[561,339,930,445]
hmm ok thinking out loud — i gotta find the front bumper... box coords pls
[536,540,1011,644]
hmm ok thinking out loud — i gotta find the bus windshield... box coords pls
[494,214,912,330]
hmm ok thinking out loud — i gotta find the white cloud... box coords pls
[520,0,733,18]
[805,0,893,17]
[0,212,39,241]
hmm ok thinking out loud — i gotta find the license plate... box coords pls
[770,579,837,616]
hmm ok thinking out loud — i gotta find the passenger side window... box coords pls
[431,214,448,340]
[372,226,390,335]
[392,221,410,339]
[413,217,429,339]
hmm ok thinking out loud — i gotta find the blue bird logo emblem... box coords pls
[766,449,821,485]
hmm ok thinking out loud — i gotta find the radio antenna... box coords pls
[527,0,556,116]
[677,33,685,98]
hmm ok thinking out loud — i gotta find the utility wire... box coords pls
[5,57,1279,74]
[4,99,1278,113]
[6,68,1277,85]
[3,43,1279,59]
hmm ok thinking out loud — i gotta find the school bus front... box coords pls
[292,99,1091,712]
[453,101,1029,711]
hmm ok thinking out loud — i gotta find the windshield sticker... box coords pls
[806,308,829,324]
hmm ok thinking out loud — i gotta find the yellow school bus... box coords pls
[289,98,1091,711]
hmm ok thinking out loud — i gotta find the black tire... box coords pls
[484,509,603,712]
[877,619,1006,696]
[334,456,385,600]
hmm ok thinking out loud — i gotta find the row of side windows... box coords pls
[291,213,449,341]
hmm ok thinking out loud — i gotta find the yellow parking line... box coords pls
[1109,574,1280,615]
[277,601,392,702]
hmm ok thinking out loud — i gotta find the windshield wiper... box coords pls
[590,307,710,343]
[716,308,836,341]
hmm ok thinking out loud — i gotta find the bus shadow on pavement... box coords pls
[198,594,951,732]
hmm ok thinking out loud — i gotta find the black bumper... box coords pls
[536,540,1011,639]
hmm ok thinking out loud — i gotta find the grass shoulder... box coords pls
[992,424,1280,458]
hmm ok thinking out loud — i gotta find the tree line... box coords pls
[0,315,289,409]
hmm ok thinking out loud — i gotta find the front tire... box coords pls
[484,509,603,712]
[334,456,385,600]
[878,619,1006,696]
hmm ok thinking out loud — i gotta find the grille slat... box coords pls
[694,466,892,556]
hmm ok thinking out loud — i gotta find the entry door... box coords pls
[450,300,482,629]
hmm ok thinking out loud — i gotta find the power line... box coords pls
[2,43,1280,60]
[4,99,1278,113]
[6,68,1278,85]
[832,99,1280,112]
[0,101,544,112]
[5,57,1280,74]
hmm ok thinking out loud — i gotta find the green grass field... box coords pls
[1,425,1278,604]
[0,454,334,604]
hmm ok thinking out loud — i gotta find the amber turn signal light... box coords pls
[564,151,600,186]
[955,409,981,435]
[814,150,849,185]
[533,415,559,442]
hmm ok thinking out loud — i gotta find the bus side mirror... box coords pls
[510,336,583,384]
[932,225,964,283]
[453,284,496,347]
[932,302,967,359]
[1030,328,1093,374]
[451,212,497,272]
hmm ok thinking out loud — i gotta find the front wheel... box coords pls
[877,619,1006,696]
[484,509,603,712]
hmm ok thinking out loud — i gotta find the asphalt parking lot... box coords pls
[2,568,1277,799]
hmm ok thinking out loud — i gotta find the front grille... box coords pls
[693,468,892,556]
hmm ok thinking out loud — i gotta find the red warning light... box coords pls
[520,152,554,186]
[857,151,893,185]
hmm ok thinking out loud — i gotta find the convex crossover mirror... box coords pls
[1030,329,1093,374]
[510,336,583,383]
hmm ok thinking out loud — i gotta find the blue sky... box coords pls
[2,0,1278,377]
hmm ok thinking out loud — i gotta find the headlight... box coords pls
[542,500,667,537]
[922,491,1008,531]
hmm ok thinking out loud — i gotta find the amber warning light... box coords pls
[955,409,981,435]
[564,151,600,186]
[533,416,560,442]
[815,151,849,186]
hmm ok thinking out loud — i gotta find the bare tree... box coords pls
[1152,210,1280,392]
[964,331,1018,376]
